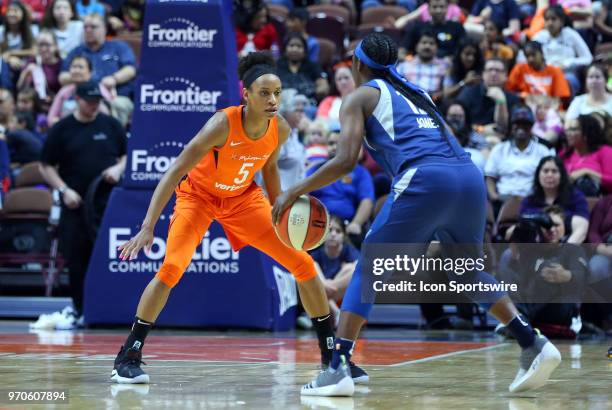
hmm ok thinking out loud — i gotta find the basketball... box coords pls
[274,195,330,251]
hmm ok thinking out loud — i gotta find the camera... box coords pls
[511,212,554,244]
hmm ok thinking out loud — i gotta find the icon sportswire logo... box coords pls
[147,17,217,48]
[139,77,222,113]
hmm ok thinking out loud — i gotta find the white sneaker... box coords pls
[509,334,561,393]
[55,307,84,330]
[297,313,313,330]
[29,309,68,330]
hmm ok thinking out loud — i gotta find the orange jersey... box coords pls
[188,105,278,198]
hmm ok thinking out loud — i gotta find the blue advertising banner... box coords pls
[125,0,240,189]
[84,188,298,330]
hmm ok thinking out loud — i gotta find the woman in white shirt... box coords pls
[0,1,39,70]
[533,5,593,94]
[41,0,84,59]
[566,64,612,119]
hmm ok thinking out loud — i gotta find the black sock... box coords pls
[507,315,536,349]
[124,316,153,352]
[311,314,335,365]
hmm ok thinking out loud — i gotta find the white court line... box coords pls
[389,343,509,367]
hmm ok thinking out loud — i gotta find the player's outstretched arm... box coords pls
[272,87,372,224]
[118,112,229,260]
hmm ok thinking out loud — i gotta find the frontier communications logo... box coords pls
[130,140,183,182]
[140,77,222,113]
[148,17,217,48]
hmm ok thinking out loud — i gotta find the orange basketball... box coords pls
[274,195,330,251]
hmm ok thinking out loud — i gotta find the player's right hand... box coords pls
[118,227,154,260]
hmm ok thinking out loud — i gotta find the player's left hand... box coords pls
[272,190,299,225]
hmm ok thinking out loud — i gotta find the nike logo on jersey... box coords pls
[230,141,243,147]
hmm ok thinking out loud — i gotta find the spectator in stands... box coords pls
[566,64,612,120]
[587,195,612,294]
[304,119,329,166]
[398,0,466,59]
[0,0,38,71]
[0,89,41,166]
[39,80,126,329]
[397,30,449,99]
[276,33,329,101]
[316,64,355,123]
[15,88,44,135]
[480,20,514,63]
[17,31,62,102]
[442,40,484,101]
[393,0,463,29]
[60,13,135,125]
[445,101,488,171]
[274,90,306,190]
[234,0,279,57]
[531,96,563,147]
[595,0,612,42]
[464,0,521,39]
[285,7,320,64]
[532,6,592,94]
[307,130,374,248]
[0,128,9,203]
[309,214,358,326]
[41,0,84,59]
[116,0,145,32]
[49,56,112,127]
[485,104,555,205]
[500,205,587,339]
[0,59,13,90]
[562,115,612,195]
[456,58,520,143]
[519,156,590,243]
[507,41,571,104]
[75,0,105,19]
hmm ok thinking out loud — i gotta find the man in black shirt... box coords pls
[399,0,466,59]
[456,58,520,143]
[40,81,127,328]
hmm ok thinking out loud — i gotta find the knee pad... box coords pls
[155,263,185,288]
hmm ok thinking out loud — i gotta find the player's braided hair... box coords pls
[238,51,276,85]
[360,33,447,140]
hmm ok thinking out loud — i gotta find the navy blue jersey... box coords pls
[362,79,469,177]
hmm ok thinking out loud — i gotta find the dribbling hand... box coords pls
[272,190,299,225]
[118,227,153,260]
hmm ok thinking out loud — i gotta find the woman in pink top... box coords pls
[562,115,612,194]
[316,64,355,122]
[47,55,111,126]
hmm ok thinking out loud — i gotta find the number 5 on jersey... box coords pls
[234,162,254,184]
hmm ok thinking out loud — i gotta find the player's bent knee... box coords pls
[155,263,185,288]
[290,256,317,282]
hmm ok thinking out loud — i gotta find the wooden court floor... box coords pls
[0,322,610,409]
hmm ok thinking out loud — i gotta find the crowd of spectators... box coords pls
[0,0,610,336]
[239,0,612,335]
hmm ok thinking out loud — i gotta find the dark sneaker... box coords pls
[111,346,149,384]
[349,361,369,384]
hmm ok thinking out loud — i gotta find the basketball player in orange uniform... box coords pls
[110,53,346,384]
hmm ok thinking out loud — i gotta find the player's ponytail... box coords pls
[357,33,447,140]
[238,52,277,89]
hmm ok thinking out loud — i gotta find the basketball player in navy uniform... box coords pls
[273,33,562,397]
